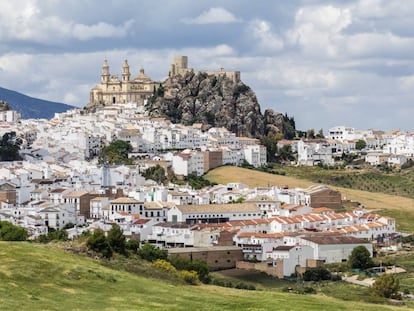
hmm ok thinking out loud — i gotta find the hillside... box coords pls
[0,242,408,311]
[0,86,74,119]
[205,166,414,233]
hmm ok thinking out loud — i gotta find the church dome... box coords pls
[134,67,151,82]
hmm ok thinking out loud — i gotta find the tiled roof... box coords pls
[176,203,260,214]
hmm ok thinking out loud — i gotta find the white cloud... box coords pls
[72,20,135,41]
[286,5,352,58]
[249,20,284,53]
[182,7,240,24]
[0,0,134,43]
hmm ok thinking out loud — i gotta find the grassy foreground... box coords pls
[0,242,409,311]
[205,166,414,233]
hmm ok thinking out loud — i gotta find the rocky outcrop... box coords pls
[147,71,287,138]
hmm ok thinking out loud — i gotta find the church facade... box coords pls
[89,60,160,107]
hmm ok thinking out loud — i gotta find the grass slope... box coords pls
[0,242,408,311]
[205,166,414,233]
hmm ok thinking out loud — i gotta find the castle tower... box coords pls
[170,56,188,76]
[101,59,110,83]
[122,59,130,82]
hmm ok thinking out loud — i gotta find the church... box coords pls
[89,59,160,107]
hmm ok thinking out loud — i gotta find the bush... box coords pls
[0,221,28,241]
[303,267,331,282]
[125,239,140,253]
[349,245,374,270]
[371,273,401,299]
[36,228,68,243]
[180,270,199,285]
[169,256,209,283]
[152,259,177,273]
[86,229,112,259]
[107,224,126,255]
[138,243,168,262]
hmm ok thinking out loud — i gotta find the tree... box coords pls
[371,273,401,299]
[0,221,28,241]
[355,139,367,150]
[143,165,166,184]
[0,131,22,161]
[107,224,126,255]
[138,243,168,262]
[307,129,316,139]
[348,245,373,270]
[126,239,140,253]
[86,229,112,259]
[303,266,331,282]
[316,129,325,138]
[98,140,133,165]
[260,132,283,162]
[282,114,296,140]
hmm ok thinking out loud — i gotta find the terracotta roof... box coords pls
[176,203,260,214]
[237,232,286,239]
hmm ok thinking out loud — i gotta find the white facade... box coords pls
[243,145,267,167]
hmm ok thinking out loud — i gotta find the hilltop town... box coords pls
[0,56,408,279]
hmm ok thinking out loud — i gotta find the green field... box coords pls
[0,242,412,311]
[277,165,414,199]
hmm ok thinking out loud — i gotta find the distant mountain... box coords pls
[0,86,75,119]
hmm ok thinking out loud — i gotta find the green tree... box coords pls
[307,129,316,139]
[348,245,373,270]
[277,144,295,162]
[138,243,168,262]
[0,131,22,161]
[282,114,296,140]
[125,239,140,253]
[107,224,126,255]
[187,174,211,190]
[371,273,401,299]
[86,229,112,259]
[143,165,166,184]
[303,266,331,282]
[0,221,28,241]
[355,139,367,150]
[98,140,133,165]
[260,132,283,162]
[316,129,325,138]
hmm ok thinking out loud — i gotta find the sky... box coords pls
[1,0,414,132]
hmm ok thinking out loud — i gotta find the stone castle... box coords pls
[169,56,241,83]
[89,56,241,107]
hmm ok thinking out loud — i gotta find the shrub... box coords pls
[125,239,140,253]
[348,245,374,270]
[86,229,112,259]
[138,243,168,262]
[180,270,199,285]
[107,224,126,255]
[371,273,401,299]
[169,256,209,283]
[0,221,28,241]
[152,259,177,273]
[303,267,331,282]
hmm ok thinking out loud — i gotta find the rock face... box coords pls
[147,71,285,138]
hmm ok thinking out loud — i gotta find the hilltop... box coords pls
[0,86,74,119]
[147,71,295,138]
